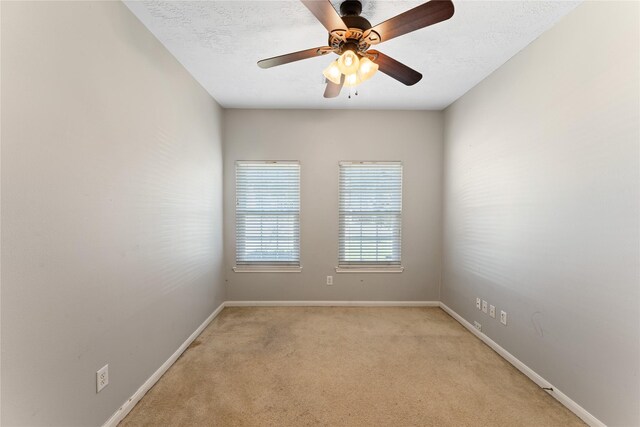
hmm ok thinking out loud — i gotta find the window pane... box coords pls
[339,162,402,266]
[236,162,300,266]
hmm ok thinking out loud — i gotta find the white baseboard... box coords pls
[224,300,440,307]
[102,302,226,427]
[439,302,606,427]
[103,300,603,427]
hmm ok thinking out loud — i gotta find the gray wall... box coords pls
[2,1,637,425]
[441,2,639,426]
[1,2,225,426]
[223,109,443,302]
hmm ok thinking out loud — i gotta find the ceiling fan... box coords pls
[257,0,455,98]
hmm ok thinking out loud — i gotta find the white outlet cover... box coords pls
[326,276,333,285]
[476,298,481,309]
[482,300,488,313]
[97,364,109,393]
[489,305,496,318]
[474,321,482,332]
[500,310,508,325]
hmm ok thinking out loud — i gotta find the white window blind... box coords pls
[235,161,300,267]
[339,162,402,267]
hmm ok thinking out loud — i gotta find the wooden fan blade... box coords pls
[300,0,347,34]
[368,0,454,44]
[324,75,345,98]
[368,50,422,86]
[258,47,331,69]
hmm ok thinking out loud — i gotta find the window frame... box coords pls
[233,160,302,273]
[336,161,404,273]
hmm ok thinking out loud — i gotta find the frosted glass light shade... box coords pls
[323,61,342,85]
[337,50,360,75]
[357,57,379,82]
[344,72,361,87]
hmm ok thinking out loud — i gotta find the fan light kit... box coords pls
[258,0,455,98]
[323,52,378,88]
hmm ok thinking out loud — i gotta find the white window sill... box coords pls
[335,266,404,273]
[233,266,302,273]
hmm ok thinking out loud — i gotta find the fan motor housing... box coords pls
[342,15,371,31]
[328,0,379,54]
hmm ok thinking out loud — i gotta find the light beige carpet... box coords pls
[120,307,584,426]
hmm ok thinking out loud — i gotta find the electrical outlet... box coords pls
[97,364,109,393]
[473,321,482,332]
[476,298,481,310]
[482,300,488,313]
[489,305,496,318]
[500,310,508,325]
[326,275,333,285]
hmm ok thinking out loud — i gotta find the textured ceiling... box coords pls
[124,0,580,110]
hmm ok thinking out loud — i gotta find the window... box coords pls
[234,161,301,272]
[338,161,403,272]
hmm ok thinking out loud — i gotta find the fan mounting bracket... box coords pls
[340,0,362,17]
